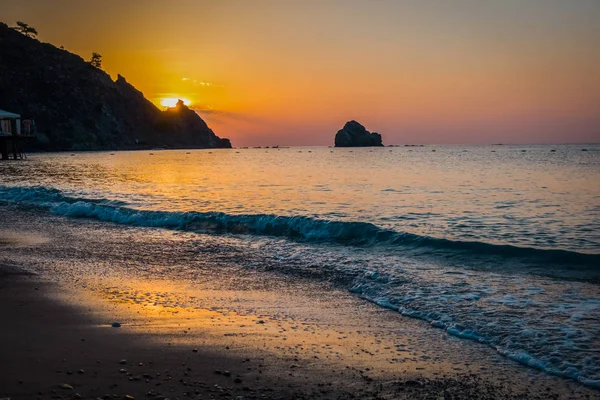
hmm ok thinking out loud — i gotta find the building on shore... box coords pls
[0,109,35,160]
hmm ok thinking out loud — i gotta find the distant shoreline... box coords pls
[18,142,600,154]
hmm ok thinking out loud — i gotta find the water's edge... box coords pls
[1,184,599,389]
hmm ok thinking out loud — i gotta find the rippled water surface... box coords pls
[2,145,599,252]
[1,144,599,387]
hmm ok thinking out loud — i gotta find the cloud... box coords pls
[191,80,224,88]
[178,77,225,88]
[191,106,261,123]
[181,78,211,86]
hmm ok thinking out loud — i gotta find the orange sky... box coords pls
[2,0,600,145]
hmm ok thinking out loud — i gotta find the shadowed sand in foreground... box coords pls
[0,207,596,399]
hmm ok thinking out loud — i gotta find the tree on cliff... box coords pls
[13,21,38,38]
[0,22,232,150]
[89,52,102,69]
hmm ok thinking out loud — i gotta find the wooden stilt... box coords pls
[0,140,8,160]
[0,117,34,160]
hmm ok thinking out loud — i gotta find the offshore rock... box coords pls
[334,120,383,147]
[0,22,231,151]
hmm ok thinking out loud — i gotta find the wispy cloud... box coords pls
[191,106,260,123]
[178,77,225,88]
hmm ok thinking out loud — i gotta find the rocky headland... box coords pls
[0,22,231,151]
[334,120,383,147]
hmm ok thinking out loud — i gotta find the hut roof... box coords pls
[0,109,20,119]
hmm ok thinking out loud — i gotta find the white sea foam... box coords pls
[1,151,600,391]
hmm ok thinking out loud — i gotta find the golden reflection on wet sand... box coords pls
[47,273,584,396]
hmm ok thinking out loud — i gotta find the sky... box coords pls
[1,0,599,146]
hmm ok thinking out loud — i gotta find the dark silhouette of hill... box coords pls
[0,22,231,150]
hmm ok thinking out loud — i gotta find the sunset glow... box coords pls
[1,2,600,396]
[4,1,599,146]
[160,98,191,108]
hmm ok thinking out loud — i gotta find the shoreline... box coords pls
[2,267,569,400]
[0,206,598,399]
[0,270,315,400]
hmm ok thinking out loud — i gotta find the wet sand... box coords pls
[0,271,309,400]
[0,206,598,399]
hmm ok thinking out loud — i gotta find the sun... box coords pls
[160,97,191,108]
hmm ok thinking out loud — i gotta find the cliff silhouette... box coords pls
[0,22,231,151]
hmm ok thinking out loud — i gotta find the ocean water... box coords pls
[1,144,599,387]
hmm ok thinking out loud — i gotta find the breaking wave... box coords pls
[2,184,600,388]
[1,185,599,275]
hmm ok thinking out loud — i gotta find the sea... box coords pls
[1,144,599,388]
